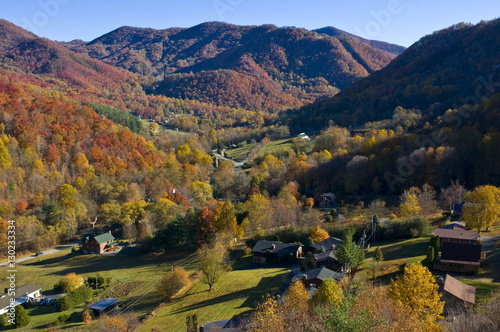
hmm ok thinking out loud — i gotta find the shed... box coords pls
[89,298,119,316]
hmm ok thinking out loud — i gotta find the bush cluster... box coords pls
[57,286,93,311]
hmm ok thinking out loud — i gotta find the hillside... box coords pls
[62,22,399,111]
[292,19,500,130]
[0,19,138,93]
[314,26,406,56]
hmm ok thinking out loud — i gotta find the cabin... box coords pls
[81,232,116,254]
[313,250,342,272]
[434,228,480,246]
[251,240,303,264]
[310,237,342,253]
[318,193,336,209]
[437,274,475,314]
[434,242,482,274]
[293,267,345,288]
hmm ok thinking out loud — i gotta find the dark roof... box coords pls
[435,228,479,241]
[311,237,342,251]
[251,240,302,255]
[441,242,482,262]
[439,274,475,304]
[89,298,119,311]
[0,284,41,310]
[313,250,339,263]
[297,267,345,282]
[440,223,467,230]
[92,232,115,244]
[16,283,41,296]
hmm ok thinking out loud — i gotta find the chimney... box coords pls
[331,245,336,250]
[301,275,307,281]
[271,244,276,250]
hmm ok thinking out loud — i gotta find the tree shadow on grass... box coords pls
[379,239,428,261]
[169,275,283,316]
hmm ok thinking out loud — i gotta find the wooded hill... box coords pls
[62,22,400,111]
[291,19,500,130]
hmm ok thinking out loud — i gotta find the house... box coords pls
[296,133,311,141]
[434,228,480,246]
[437,274,475,313]
[88,298,119,316]
[81,232,116,254]
[293,267,345,288]
[251,240,303,264]
[0,284,42,314]
[318,193,336,209]
[434,242,482,274]
[313,250,342,272]
[310,236,342,253]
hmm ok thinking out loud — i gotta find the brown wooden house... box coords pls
[81,232,116,254]
[434,228,480,246]
[433,227,483,274]
[251,240,303,264]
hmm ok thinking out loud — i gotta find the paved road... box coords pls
[480,234,500,252]
[0,241,80,267]
[212,151,247,168]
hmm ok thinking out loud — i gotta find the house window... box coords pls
[467,240,471,244]
[446,238,450,242]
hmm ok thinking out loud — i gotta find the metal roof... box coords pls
[89,298,119,311]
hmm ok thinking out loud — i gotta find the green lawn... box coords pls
[140,257,289,332]
[0,249,197,330]
[359,237,430,282]
[458,279,500,304]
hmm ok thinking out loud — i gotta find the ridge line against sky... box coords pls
[1,0,499,47]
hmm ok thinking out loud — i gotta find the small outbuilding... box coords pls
[437,274,475,314]
[82,232,116,254]
[89,298,119,316]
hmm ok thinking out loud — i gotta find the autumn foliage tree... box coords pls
[311,277,344,307]
[387,263,444,329]
[310,226,330,243]
[157,267,191,299]
[59,273,84,293]
[463,185,500,231]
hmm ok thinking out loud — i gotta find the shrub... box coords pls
[57,285,93,311]
[82,310,91,324]
[15,305,31,327]
[0,314,6,327]
[56,313,70,325]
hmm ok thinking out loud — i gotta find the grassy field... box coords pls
[224,143,256,162]
[358,237,430,282]
[0,248,197,330]
[224,137,314,163]
[140,256,290,332]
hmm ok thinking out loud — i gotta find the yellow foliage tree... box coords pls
[310,226,330,244]
[399,192,421,218]
[59,273,84,292]
[283,280,309,313]
[248,294,285,332]
[311,278,344,307]
[463,185,500,231]
[387,263,444,328]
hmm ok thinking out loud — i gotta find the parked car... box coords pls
[35,252,44,257]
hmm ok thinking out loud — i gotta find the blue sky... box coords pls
[1,0,499,47]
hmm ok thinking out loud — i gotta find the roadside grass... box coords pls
[140,258,289,332]
[358,237,430,282]
[0,249,196,330]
